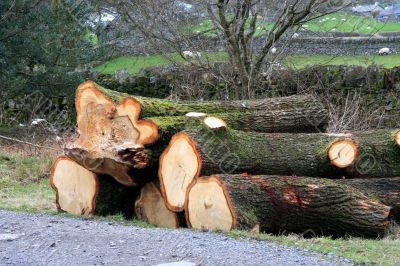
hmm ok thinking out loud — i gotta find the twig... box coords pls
[0,135,61,151]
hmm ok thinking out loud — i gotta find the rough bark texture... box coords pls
[182,126,356,178]
[186,175,390,237]
[344,130,400,178]
[182,125,400,178]
[345,177,400,221]
[96,83,327,131]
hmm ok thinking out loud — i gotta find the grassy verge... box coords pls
[229,230,400,266]
[1,151,400,265]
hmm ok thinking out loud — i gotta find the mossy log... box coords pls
[346,130,400,178]
[50,156,138,217]
[94,81,328,131]
[134,182,180,228]
[185,175,390,237]
[345,177,400,221]
[159,121,359,211]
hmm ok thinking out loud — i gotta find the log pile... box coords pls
[50,81,400,237]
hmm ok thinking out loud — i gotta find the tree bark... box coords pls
[181,126,400,179]
[185,175,390,237]
[345,177,400,221]
[95,82,328,129]
[159,124,360,211]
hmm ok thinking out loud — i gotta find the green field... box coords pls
[190,12,400,36]
[96,53,400,75]
[0,150,399,265]
[95,52,227,74]
[287,54,400,69]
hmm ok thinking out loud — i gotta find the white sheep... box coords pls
[183,51,201,59]
[379,47,391,55]
[271,47,277,54]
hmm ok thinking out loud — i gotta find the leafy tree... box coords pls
[0,0,103,98]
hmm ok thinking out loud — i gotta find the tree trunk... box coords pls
[50,156,138,216]
[95,82,328,128]
[67,81,328,186]
[135,182,181,228]
[185,175,390,237]
[345,177,400,221]
[345,130,400,178]
[159,124,359,211]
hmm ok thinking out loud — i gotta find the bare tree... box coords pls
[109,0,350,99]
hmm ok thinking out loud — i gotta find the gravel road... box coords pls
[0,210,352,266]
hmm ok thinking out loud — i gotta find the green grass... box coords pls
[1,151,400,265]
[0,153,55,212]
[95,52,227,74]
[228,230,400,266]
[96,53,400,75]
[190,12,400,36]
[302,12,400,34]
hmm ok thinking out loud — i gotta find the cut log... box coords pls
[159,121,360,211]
[185,175,391,237]
[66,81,158,186]
[158,132,202,212]
[50,156,98,216]
[94,82,328,132]
[134,182,180,228]
[51,156,138,217]
[345,178,400,221]
[346,130,400,178]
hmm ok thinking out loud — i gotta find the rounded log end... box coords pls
[328,140,358,168]
[203,117,227,130]
[50,156,99,216]
[135,183,179,228]
[185,176,235,231]
[159,132,202,212]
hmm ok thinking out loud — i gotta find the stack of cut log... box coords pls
[51,81,400,237]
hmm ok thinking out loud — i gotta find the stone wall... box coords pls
[278,35,400,56]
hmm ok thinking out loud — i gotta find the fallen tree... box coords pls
[159,118,359,211]
[159,117,400,211]
[185,175,391,237]
[345,177,400,221]
[65,81,329,186]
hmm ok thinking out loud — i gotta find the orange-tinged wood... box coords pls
[327,140,358,168]
[50,156,99,216]
[158,132,202,212]
[66,81,159,186]
[134,182,180,228]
